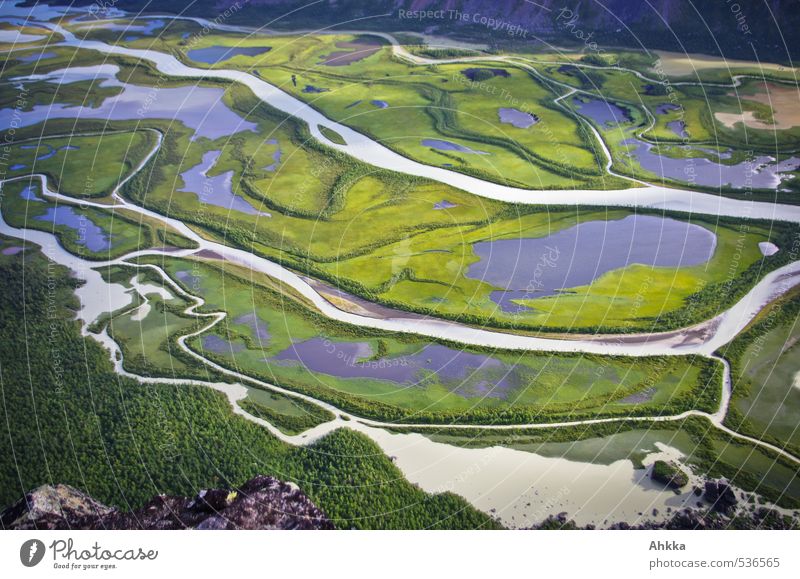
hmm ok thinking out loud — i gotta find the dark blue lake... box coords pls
[34,206,110,252]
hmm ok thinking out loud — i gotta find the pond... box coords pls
[302,85,329,93]
[175,269,201,288]
[16,51,57,62]
[461,68,510,81]
[234,312,271,342]
[466,214,717,313]
[572,96,631,126]
[179,150,270,216]
[655,103,679,115]
[263,139,282,172]
[201,334,244,354]
[422,139,488,155]
[666,120,688,138]
[498,107,538,129]
[624,138,800,189]
[34,206,111,252]
[272,340,518,399]
[19,184,43,201]
[188,45,272,64]
[3,64,257,141]
[20,142,79,161]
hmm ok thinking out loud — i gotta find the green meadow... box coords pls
[0,237,498,529]
[725,288,800,457]
[1,49,793,335]
[118,254,722,425]
[5,130,158,201]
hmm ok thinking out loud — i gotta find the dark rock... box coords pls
[0,484,112,530]
[704,479,738,515]
[1,476,333,530]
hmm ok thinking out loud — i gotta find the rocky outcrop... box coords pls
[1,475,333,530]
[535,506,797,530]
[704,479,738,516]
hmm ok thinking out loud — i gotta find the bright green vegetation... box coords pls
[318,125,347,145]
[535,64,800,200]
[5,130,158,200]
[0,238,499,529]
[0,179,192,260]
[651,460,689,488]
[240,388,335,435]
[424,417,800,508]
[725,288,800,457]
[3,48,794,337]
[155,30,625,190]
[123,254,723,425]
[96,265,212,380]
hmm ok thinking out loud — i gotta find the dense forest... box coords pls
[0,239,500,529]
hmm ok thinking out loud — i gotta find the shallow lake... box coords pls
[202,334,244,354]
[179,150,269,216]
[272,340,517,398]
[498,107,538,128]
[19,184,43,201]
[572,96,631,126]
[666,120,688,138]
[625,138,800,189]
[3,64,257,141]
[422,139,488,155]
[34,206,110,251]
[466,214,717,313]
[188,45,272,64]
[234,312,271,342]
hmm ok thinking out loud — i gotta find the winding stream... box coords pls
[25,21,800,224]
[2,3,799,527]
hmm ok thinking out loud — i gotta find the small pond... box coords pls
[461,68,510,81]
[498,107,538,128]
[19,184,43,201]
[572,96,631,126]
[179,150,269,216]
[624,138,800,189]
[234,312,271,342]
[34,206,110,252]
[422,139,488,155]
[16,51,57,62]
[319,38,382,66]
